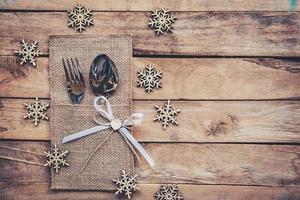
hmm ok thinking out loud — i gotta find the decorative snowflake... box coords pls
[155,185,184,200]
[15,40,42,67]
[148,8,176,35]
[44,144,69,173]
[137,65,162,93]
[154,100,180,129]
[113,170,139,199]
[24,97,49,126]
[68,4,93,32]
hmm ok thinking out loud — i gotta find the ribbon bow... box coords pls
[62,96,155,171]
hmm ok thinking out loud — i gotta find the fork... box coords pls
[62,58,85,104]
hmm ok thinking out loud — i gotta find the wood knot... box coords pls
[206,114,240,136]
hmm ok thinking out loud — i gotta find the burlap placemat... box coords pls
[49,35,133,190]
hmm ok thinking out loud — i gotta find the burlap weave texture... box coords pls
[49,35,133,190]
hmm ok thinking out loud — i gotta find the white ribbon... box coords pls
[62,96,155,168]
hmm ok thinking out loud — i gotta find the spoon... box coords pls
[89,54,119,97]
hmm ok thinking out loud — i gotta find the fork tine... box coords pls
[70,58,80,82]
[66,58,75,82]
[75,57,85,83]
[63,57,85,104]
[62,58,71,83]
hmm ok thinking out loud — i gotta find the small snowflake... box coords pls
[155,185,184,200]
[113,170,139,199]
[24,97,49,126]
[154,100,180,129]
[44,144,69,173]
[137,65,162,93]
[68,4,93,32]
[15,40,42,67]
[148,8,176,35]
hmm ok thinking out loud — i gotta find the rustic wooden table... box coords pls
[0,1,300,199]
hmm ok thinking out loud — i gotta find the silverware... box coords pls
[62,58,85,104]
[89,54,119,97]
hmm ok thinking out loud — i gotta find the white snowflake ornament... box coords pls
[113,170,139,199]
[154,100,180,129]
[155,185,184,200]
[137,65,162,93]
[44,144,69,173]
[24,97,49,127]
[148,8,176,35]
[68,4,93,32]
[15,40,42,67]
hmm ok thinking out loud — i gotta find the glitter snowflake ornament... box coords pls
[44,144,69,173]
[68,4,93,32]
[15,40,42,67]
[137,65,162,93]
[148,8,176,35]
[154,100,180,129]
[24,97,49,126]
[155,185,184,200]
[113,170,139,199]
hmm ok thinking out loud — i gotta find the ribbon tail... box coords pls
[62,125,110,144]
[119,127,155,168]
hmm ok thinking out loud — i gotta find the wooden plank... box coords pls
[135,57,300,100]
[1,98,300,143]
[1,57,300,100]
[135,101,300,143]
[0,98,49,141]
[1,182,300,200]
[0,12,300,56]
[0,0,299,11]
[0,57,49,98]
[0,141,299,186]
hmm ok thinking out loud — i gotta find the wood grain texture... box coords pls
[135,101,300,143]
[1,98,300,143]
[1,182,300,200]
[0,56,49,98]
[1,2,300,198]
[0,0,299,11]
[0,98,49,141]
[0,12,300,56]
[2,57,300,100]
[135,58,300,100]
[0,141,299,186]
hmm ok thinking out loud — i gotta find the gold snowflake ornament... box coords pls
[113,170,139,199]
[137,65,162,93]
[148,8,176,35]
[68,4,93,32]
[44,144,69,173]
[15,40,42,67]
[155,185,184,200]
[24,97,49,126]
[154,100,180,129]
